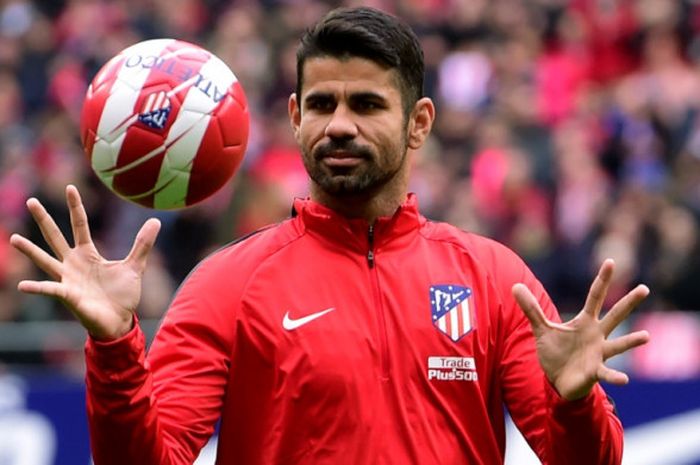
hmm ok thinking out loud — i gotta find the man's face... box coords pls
[289,56,410,197]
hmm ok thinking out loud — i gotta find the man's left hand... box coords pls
[512,259,650,401]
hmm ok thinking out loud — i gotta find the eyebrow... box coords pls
[350,92,388,104]
[303,92,334,105]
[303,90,389,104]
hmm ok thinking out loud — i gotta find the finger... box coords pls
[512,283,550,337]
[125,218,161,271]
[17,280,68,300]
[600,284,650,336]
[596,364,630,386]
[26,197,71,259]
[603,330,650,360]
[582,258,615,318]
[66,184,93,246]
[10,234,63,280]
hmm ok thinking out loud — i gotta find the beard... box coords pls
[302,138,407,197]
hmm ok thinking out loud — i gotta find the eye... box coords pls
[357,100,379,111]
[305,96,335,112]
[351,95,386,113]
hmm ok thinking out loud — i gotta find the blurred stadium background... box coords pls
[0,0,699,464]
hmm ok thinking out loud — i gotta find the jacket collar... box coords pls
[292,193,424,250]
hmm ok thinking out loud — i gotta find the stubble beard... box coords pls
[303,138,408,198]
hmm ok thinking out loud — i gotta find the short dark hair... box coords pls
[296,7,425,117]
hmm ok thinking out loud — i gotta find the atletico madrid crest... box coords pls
[430,285,475,342]
[138,90,172,130]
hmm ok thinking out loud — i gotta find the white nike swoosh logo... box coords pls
[282,307,336,331]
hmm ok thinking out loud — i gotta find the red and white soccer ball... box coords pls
[80,39,249,209]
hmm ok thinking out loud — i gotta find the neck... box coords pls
[310,182,407,223]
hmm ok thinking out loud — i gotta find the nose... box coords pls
[324,105,358,139]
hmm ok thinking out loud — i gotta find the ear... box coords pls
[407,97,435,150]
[288,93,301,141]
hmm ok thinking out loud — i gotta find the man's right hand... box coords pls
[10,184,161,341]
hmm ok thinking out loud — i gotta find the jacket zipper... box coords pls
[368,225,390,380]
[367,225,375,268]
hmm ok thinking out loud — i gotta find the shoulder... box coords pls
[419,220,545,303]
[421,220,559,323]
[196,217,302,276]
[161,217,303,328]
[420,220,526,272]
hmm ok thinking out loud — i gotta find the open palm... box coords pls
[10,185,161,340]
[512,259,650,400]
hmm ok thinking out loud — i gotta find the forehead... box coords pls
[300,56,401,99]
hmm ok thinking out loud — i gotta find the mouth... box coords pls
[319,150,367,168]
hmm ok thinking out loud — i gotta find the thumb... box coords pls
[512,283,549,337]
[125,218,161,270]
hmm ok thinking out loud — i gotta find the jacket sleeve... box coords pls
[494,250,623,465]
[85,251,238,465]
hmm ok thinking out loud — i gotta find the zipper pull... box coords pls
[367,224,375,268]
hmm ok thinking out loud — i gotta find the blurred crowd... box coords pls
[1,0,700,369]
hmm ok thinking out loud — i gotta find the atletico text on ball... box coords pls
[122,53,228,104]
[79,38,250,210]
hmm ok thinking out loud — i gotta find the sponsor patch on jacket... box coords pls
[427,356,478,382]
[430,284,474,342]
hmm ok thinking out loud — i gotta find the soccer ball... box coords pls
[79,39,249,210]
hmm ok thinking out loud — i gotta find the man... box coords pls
[10,6,649,465]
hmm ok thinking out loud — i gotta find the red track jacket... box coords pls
[85,194,623,465]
